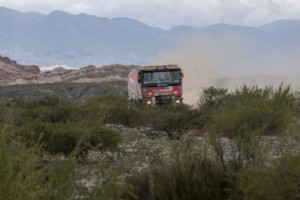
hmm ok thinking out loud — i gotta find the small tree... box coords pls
[145,105,196,139]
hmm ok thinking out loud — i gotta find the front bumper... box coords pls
[144,96,183,105]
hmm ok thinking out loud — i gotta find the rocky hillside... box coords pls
[0,56,138,85]
[0,55,40,84]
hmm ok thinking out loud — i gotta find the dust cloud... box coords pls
[155,35,241,105]
[154,33,300,105]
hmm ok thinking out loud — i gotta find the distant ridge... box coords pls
[0,7,300,77]
[0,55,138,85]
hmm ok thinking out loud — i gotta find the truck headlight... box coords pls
[176,100,180,103]
[147,100,151,105]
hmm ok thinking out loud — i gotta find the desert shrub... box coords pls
[0,126,84,200]
[37,122,78,155]
[198,85,295,128]
[0,103,9,125]
[205,85,295,169]
[123,158,232,200]
[223,84,295,113]
[201,85,295,138]
[18,121,121,158]
[18,121,77,155]
[82,95,143,127]
[72,125,122,160]
[209,98,293,138]
[0,127,44,200]
[13,96,79,126]
[290,90,300,118]
[236,154,300,200]
[13,96,66,109]
[197,86,228,125]
[143,104,197,139]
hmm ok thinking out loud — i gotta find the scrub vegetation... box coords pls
[1,84,300,199]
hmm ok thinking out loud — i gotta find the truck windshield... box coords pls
[142,70,180,85]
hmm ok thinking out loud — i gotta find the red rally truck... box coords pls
[128,65,183,105]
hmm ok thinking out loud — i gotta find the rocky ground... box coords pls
[73,124,300,189]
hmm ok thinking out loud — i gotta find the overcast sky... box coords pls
[0,0,299,28]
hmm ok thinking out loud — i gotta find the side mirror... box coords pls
[181,72,184,78]
[138,74,141,83]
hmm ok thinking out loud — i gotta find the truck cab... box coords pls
[128,65,183,105]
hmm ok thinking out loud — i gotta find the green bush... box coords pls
[0,126,83,200]
[0,127,44,200]
[0,103,9,125]
[199,85,295,137]
[123,159,232,200]
[209,98,293,138]
[197,86,228,125]
[73,125,122,159]
[198,85,295,129]
[82,95,142,127]
[41,123,78,155]
[143,104,197,139]
[18,121,121,158]
[203,85,295,169]
[13,96,79,126]
[236,155,300,200]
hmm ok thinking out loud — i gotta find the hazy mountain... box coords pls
[0,7,299,77]
[259,19,300,58]
[0,7,170,66]
[259,19,300,36]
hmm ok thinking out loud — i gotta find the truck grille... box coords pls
[155,95,173,105]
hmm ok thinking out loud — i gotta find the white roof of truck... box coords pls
[138,65,180,71]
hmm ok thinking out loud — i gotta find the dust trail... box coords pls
[154,35,239,105]
[154,32,300,105]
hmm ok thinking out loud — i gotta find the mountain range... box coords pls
[0,7,300,77]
